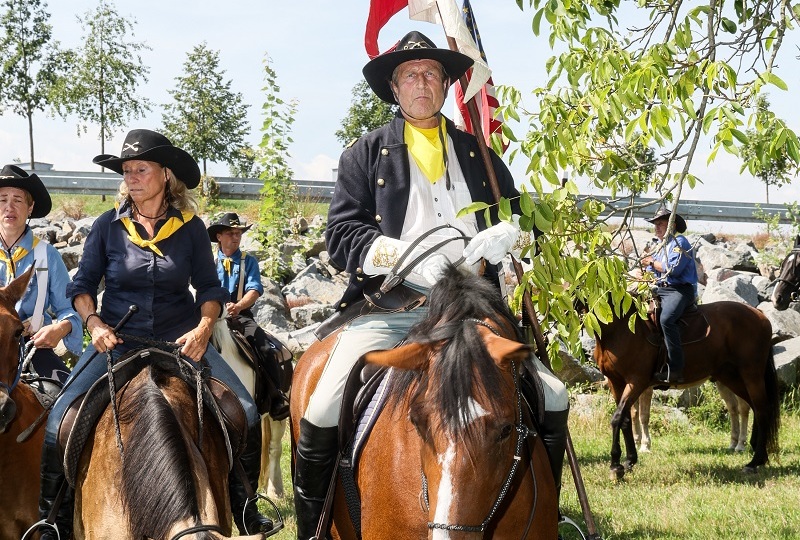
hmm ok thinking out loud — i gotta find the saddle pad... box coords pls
[351,367,394,467]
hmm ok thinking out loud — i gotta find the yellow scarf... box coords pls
[405,117,446,183]
[221,257,233,275]
[0,236,38,282]
[120,210,195,257]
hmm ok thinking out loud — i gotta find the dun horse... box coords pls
[291,267,558,539]
[0,268,41,540]
[74,347,263,539]
[594,299,780,479]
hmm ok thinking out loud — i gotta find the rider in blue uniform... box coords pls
[642,206,698,384]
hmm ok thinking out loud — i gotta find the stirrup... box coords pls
[21,519,60,540]
[558,514,588,540]
[238,493,284,538]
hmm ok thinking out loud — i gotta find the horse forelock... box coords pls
[117,365,202,540]
[394,267,520,440]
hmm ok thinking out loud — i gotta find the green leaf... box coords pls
[457,201,491,218]
[532,7,545,36]
[720,17,737,33]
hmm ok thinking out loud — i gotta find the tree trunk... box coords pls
[28,112,35,170]
[766,183,770,204]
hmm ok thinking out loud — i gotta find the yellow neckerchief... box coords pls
[0,235,38,282]
[218,249,239,276]
[405,117,446,183]
[118,203,195,257]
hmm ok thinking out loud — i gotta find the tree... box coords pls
[162,42,250,178]
[255,54,298,280]
[58,0,151,157]
[335,80,397,146]
[488,0,800,366]
[741,94,792,203]
[0,0,70,168]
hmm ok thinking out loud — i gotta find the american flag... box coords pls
[454,0,507,153]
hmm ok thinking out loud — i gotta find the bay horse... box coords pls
[594,299,779,479]
[0,268,42,539]
[771,236,800,310]
[291,267,558,539]
[74,346,264,539]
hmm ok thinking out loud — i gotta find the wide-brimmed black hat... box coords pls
[207,212,252,241]
[647,205,687,233]
[0,164,52,218]
[92,129,201,189]
[363,31,474,105]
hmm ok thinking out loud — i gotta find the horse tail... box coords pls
[763,348,781,456]
[118,365,209,540]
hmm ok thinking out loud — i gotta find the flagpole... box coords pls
[441,29,602,540]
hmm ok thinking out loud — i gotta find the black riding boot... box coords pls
[294,418,339,540]
[229,423,274,535]
[541,408,569,515]
[38,442,73,540]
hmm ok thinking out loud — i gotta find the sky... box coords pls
[2,0,800,220]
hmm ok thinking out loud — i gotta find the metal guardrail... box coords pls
[32,170,789,223]
[34,170,335,201]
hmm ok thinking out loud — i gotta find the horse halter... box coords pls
[773,247,800,300]
[421,319,538,534]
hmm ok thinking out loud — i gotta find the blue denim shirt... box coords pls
[215,248,264,302]
[647,234,698,294]
[0,227,82,355]
[67,202,228,345]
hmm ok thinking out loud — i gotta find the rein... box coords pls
[420,319,539,535]
[0,337,27,397]
[169,524,225,540]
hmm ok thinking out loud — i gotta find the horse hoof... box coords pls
[610,466,625,481]
[742,464,759,474]
[624,461,636,473]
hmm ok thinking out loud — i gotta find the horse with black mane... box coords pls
[291,266,558,539]
[771,235,800,310]
[70,343,271,540]
[593,294,780,479]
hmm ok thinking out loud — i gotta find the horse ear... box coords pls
[363,342,431,370]
[481,331,531,367]
[1,265,34,305]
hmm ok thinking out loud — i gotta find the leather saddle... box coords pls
[645,299,711,347]
[57,347,247,487]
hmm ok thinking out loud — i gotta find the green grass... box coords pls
[259,399,800,539]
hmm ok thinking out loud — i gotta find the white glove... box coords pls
[363,236,452,288]
[463,218,521,265]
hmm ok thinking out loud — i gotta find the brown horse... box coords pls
[291,268,558,539]
[771,236,800,310]
[74,348,264,540]
[0,268,41,540]
[594,300,780,479]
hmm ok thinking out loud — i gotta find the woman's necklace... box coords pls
[132,201,168,221]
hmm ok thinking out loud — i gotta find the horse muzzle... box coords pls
[0,390,16,433]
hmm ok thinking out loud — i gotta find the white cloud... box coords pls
[293,154,338,182]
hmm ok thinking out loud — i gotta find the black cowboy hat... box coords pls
[0,164,52,218]
[207,212,252,241]
[92,129,201,189]
[646,205,687,233]
[363,31,474,105]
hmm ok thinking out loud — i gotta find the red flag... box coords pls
[365,0,408,59]
[454,0,507,153]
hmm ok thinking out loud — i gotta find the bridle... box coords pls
[0,336,28,398]
[420,319,539,536]
[772,247,800,301]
